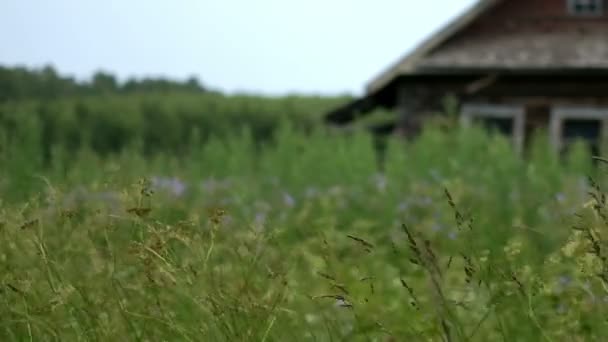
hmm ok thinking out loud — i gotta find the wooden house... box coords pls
[325,0,608,154]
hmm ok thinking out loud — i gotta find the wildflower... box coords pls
[558,275,572,287]
[151,176,187,197]
[429,168,443,182]
[555,193,566,204]
[305,187,319,198]
[372,173,387,192]
[255,212,267,226]
[554,275,572,294]
[282,192,296,208]
[397,201,410,212]
[431,223,444,232]
[168,177,186,197]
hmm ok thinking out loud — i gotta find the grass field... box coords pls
[2,120,608,341]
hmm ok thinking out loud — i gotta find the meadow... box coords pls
[3,109,608,341]
[2,67,608,341]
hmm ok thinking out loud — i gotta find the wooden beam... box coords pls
[465,74,499,95]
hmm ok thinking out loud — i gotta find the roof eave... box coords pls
[364,0,502,94]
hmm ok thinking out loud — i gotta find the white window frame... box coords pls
[550,106,608,152]
[568,0,604,16]
[460,103,526,154]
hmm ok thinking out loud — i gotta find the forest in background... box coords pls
[0,65,352,159]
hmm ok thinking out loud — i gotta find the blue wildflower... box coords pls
[431,223,444,232]
[151,176,187,197]
[283,192,296,208]
[397,201,410,212]
[558,275,572,287]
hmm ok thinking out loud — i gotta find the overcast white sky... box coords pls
[1,0,476,96]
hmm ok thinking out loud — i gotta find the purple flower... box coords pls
[169,178,186,197]
[282,192,296,208]
[151,176,187,197]
[431,223,444,232]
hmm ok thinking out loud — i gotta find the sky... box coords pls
[1,0,477,96]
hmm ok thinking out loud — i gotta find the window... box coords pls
[562,118,601,142]
[561,118,602,157]
[476,117,513,136]
[568,0,604,15]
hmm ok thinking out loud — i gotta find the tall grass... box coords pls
[1,119,608,340]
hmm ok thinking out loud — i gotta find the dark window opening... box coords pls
[476,117,513,136]
[568,0,604,15]
[562,118,601,156]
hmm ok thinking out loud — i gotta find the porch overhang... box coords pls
[324,95,379,125]
[324,79,399,125]
[323,68,608,134]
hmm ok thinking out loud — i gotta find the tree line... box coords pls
[0,64,212,103]
[0,65,351,164]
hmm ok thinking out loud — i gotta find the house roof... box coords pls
[419,31,608,70]
[365,0,608,94]
[366,0,501,93]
